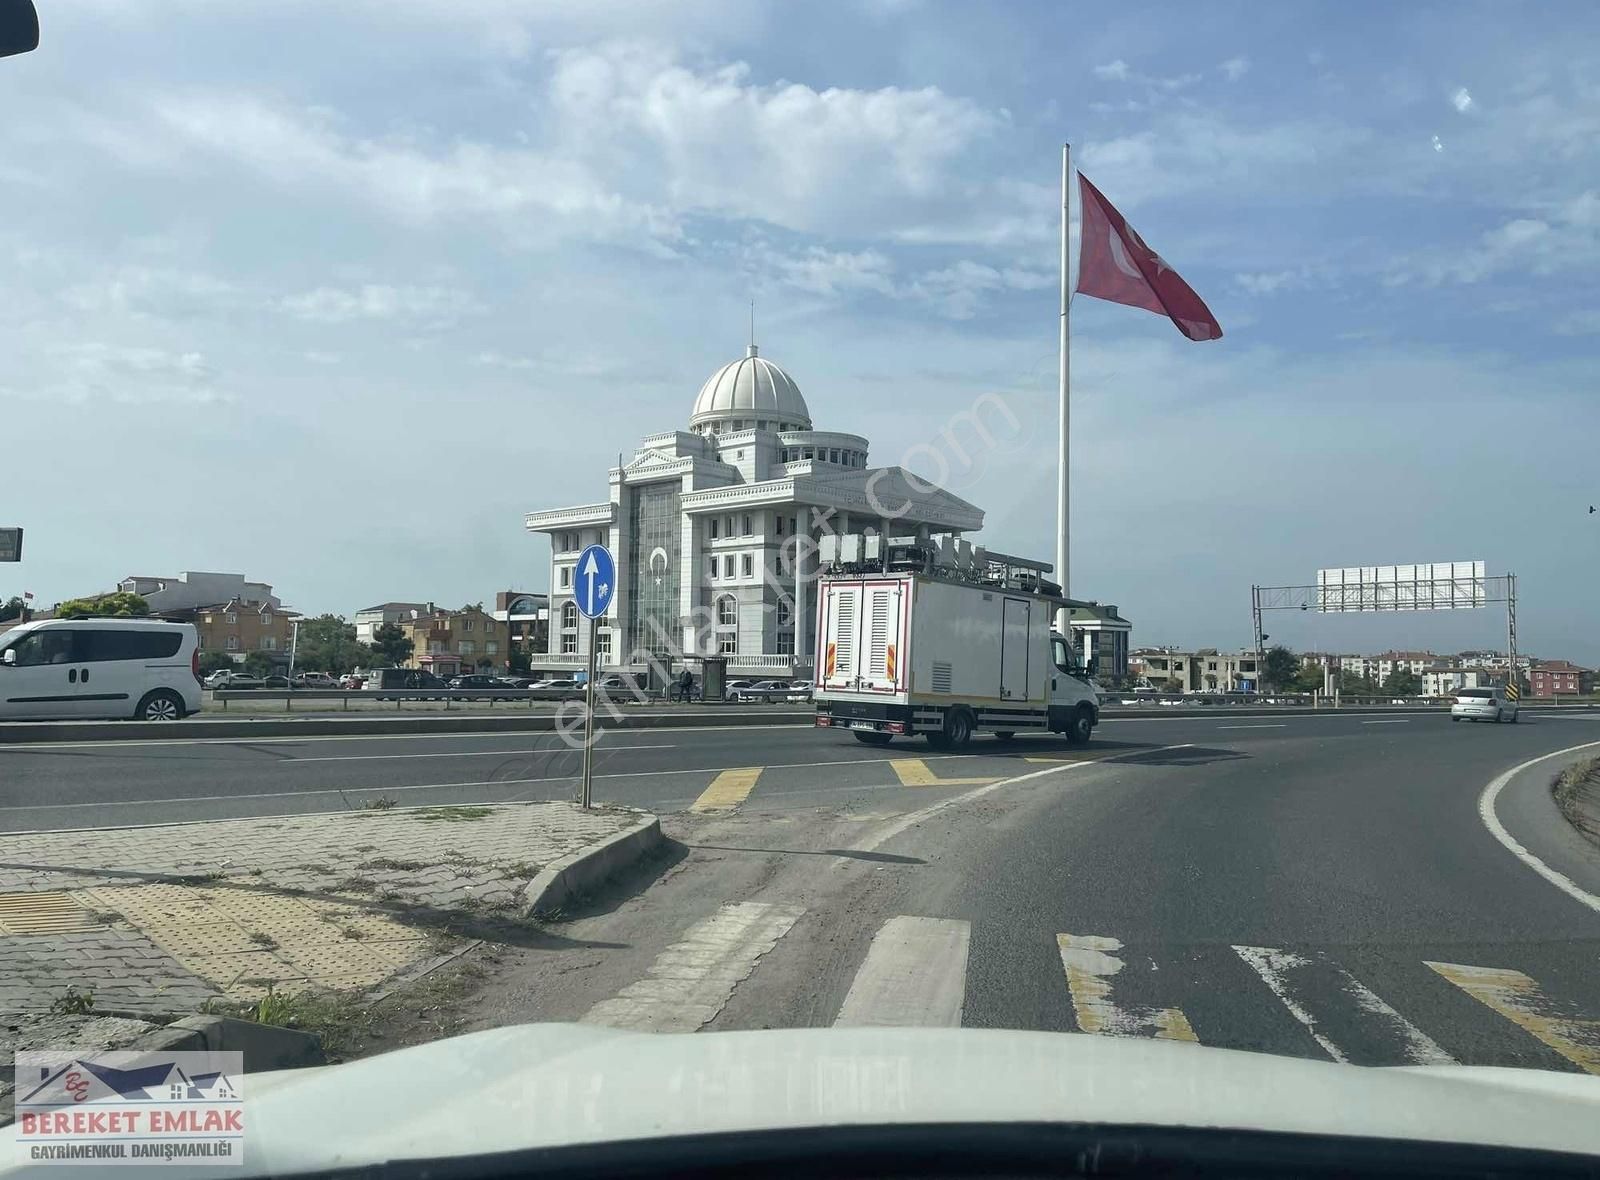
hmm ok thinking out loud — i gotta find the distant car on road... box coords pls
[339,672,366,690]
[294,672,339,689]
[1451,686,1519,724]
[448,674,502,699]
[728,679,808,703]
[363,668,451,696]
[262,675,292,690]
[207,670,264,691]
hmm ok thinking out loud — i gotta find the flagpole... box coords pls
[1055,143,1071,635]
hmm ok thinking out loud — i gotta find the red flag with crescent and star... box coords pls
[1075,173,1222,341]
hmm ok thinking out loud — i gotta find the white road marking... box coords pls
[582,901,804,1032]
[1056,933,1197,1041]
[1216,724,1286,730]
[853,745,1196,854]
[1232,945,1454,1065]
[1477,740,1600,916]
[1362,719,1410,725]
[834,916,970,1028]
[288,744,677,763]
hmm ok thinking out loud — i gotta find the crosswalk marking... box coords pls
[1426,961,1600,1074]
[582,901,804,1032]
[1056,933,1198,1042]
[834,916,971,1028]
[1233,945,1455,1065]
[689,767,763,812]
[888,758,997,787]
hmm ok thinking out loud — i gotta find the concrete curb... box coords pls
[131,1014,325,1071]
[521,811,664,918]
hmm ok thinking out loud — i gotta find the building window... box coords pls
[742,514,752,536]
[717,596,737,626]
[562,631,576,654]
[736,450,744,460]
[560,566,570,589]
[827,449,837,463]
[742,553,753,578]
[197,634,205,649]
[225,635,239,651]
[707,555,717,578]
[777,599,791,626]
[429,640,443,654]
[261,636,276,651]
[719,632,738,655]
[710,518,719,539]
[225,612,238,624]
[597,629,612,661]
[261,611,273,624]
[464,618,475,631]
[723,555,735,577]
[725,515,735,536]
[775,513,785,537]
[562,602,578,630]
[461,641,475,656]
[486,642,497,655]
[776,631,794,655]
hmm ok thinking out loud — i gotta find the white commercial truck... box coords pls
[811,536,1100,749]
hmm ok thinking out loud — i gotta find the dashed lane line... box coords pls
[1427,961,1600,1075]
[888,758,998,787]
[289,744,677,763]
[834,916,970,1028]
[689,768,764,812]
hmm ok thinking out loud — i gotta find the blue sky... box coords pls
[2,1,1596,659]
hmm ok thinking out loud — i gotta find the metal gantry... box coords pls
[1250,574,1519,690]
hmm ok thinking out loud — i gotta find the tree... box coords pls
[198,651,236,676]
[1338,670,1380,696]
[507,647,531,674]
[1164,677,1185,694]
[288,613,371,673]
[56,591,149,619]
[0,595,22,623]
[1263,645,1299,691]
[1293,663,1327,694]
[371,622,413,667]
[241,651,277,677]
[1383,668,1423,696]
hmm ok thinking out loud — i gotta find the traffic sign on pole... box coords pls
[575,544,615,620]
[572,544,614,808]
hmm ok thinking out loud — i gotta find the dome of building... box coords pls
[690,345,812,432]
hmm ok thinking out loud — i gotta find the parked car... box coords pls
[0,618,202,721]
[207,670,264,691]
[1451,686,1520,724]
[339,672,366,690]
[363,668,451,696]
[294,671,339,689]
[723,679,756,701]
[532,678,580,692]
[448,673,503,699]
[262,675,293,689]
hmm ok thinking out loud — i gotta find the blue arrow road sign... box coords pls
[575,543,616,620]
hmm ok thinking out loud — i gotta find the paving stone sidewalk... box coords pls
[0,803,639,1019]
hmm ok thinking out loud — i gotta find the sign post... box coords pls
[573,543,616,810]
[0,527,21,563]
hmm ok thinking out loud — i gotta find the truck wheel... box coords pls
[1065,704,1094,746]
[944,708,974,750]
[853,731,892,746]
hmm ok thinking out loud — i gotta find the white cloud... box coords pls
[1093,59,1131,82]
[1089,58,1200,90]
[1234,269,1301,296]
[1554,309,1600,335]
[278,283,482,325]
[1388,190,1600,285]
[1452,86,1474,113]
[1432,134,1445,152]
[906,260,1053,319]
[1221,57,1250,82]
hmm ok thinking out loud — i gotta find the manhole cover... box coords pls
[0,891,102,935]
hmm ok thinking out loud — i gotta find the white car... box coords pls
[0,618,202,721]
[1451,686,1519,723]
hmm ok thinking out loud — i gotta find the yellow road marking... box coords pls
[889,758,998,788]
[1426,961,1600,1074]
[690,767,763,812]
[1057,933,1199,1042]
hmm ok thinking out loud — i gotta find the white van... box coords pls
[0,618,202,721]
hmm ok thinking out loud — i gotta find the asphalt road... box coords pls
[438,707,1600,1079]
[2,709,1595,834]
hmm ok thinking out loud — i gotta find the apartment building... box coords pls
[1530,660,1586,697]
[398,606,509,679]
[353,601,430,645]
[193,600,298,662]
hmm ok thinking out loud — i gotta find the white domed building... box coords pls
[524,343,984,682]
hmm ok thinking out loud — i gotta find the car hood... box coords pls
[7,1024,1598,1176]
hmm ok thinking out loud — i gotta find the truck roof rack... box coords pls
[818,532,1064,600]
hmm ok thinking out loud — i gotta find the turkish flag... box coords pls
[1075,173,1222,341]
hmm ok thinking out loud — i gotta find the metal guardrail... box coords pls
[209,687,815,710]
